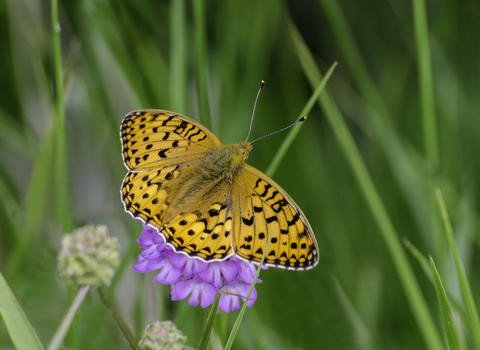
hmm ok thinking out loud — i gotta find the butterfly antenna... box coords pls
[250,116,307,144]
[245,80,265,142]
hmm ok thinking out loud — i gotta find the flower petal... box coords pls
[219,281,257,312]
[171,277,218,308]
[199,261,238,288]
[154,258,181,284]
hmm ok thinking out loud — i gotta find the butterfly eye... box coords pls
[241,149,248,160]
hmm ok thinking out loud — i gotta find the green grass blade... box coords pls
[47,286,90,350]
[412,0,439,168]
[290,22,445,350]
[314,0,442,253]
[6,131,56,280]
[169,0,188,114]
[265,61,337,178]
[51,0,72,232]
[0,272,45,350]
[197,294,220,350]
[224,229,273,350]
[193,0,211,129]
[436,188,480,348]
[402,236,433,282]
[429,256,461,350]
[317,0,387,114]
[403,237,469,328]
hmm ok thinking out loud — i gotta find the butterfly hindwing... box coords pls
[122,164,185,227]
[160,181,235,261]
[232,164,319,270]
[121,110,222,171]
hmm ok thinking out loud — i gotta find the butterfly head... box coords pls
[237,141,253,161]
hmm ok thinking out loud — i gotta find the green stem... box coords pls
[97,286,141,350]
[224,229,273,350]
[198,294,220,350]
[193,0,211,129]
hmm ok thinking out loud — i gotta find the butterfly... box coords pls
[120,110,319,270]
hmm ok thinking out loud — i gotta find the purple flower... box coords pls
[219,281,257,313]
[172,277,218,307]
[198,261,238,288]
[133,224,266,312]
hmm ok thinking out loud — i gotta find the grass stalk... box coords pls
[429,256,461,350]
[47,286,90,350]
[265,61,337,178]
[51,0,72,232]
[193,0,211,129]
[412,0,439,169]
[290,23,445,350]
[435,189,480,348]
[169,0,188,114]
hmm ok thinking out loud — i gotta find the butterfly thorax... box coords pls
[202,141,252,181]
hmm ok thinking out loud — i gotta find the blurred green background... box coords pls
[1,0,479,349]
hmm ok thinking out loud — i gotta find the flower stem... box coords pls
[97,285,141,350]
[224,229,273,350]
[198,293,220,350]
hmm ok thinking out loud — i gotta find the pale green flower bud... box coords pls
[139,320,187,350]
[57,224,121,287]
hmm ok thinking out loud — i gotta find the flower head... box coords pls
[138,320,186,350]
[133,224,266,311]
[57,224,121,287]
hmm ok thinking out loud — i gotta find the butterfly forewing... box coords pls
[121,110,222,171]
[232,164,319,270]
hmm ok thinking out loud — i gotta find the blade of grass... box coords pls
[169,0,188,114]
[435,188,480,348]
[224,229,273,350]
[403,236,469,329]
[429,256,461,350]
[6,131,56,280]
[47,286,90,350]
[412,0,439,169]
[290,23,445,350]
[0,272,45,350]
[265,61,338,178]
[314,0,443,254]
[197,294,220,350]
[193,0,211,129]
[51,0,72,232]
[402,236,433,281]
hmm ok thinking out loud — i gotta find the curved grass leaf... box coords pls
[0,272,44,350]
[436,188,480,348]
[429,256,461,350]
